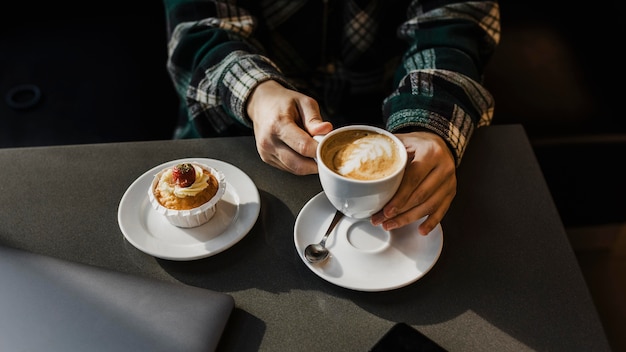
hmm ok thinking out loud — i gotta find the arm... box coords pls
[373,1,500,234]
[163,0,294,137]
[385,0,501,166]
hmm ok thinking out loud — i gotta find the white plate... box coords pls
[118,158,260,261]
[294,192,443,291]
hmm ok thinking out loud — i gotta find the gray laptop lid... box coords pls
[0,245,234,352]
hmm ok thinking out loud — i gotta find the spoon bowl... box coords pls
[304,210,344,263]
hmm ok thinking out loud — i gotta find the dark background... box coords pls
[482,2,625,228]
[1,3,178,146]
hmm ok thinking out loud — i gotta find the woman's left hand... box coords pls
[371,131,457,235]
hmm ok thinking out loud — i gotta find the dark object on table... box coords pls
[371,323,447,352]
[0,245,234,352]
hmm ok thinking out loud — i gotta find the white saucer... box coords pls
[294,192,443,291]
[118,158,260,261]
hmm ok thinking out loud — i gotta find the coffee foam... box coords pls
[325,132,401,180]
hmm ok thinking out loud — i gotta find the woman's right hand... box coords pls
[246,80,333,175]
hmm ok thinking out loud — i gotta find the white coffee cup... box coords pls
[314,125,408,219]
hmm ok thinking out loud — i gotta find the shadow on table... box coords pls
[154,188,574,351]
[155,190,302,290]
[217,308,265,351]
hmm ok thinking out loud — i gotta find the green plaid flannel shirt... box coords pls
[163,0,500,165]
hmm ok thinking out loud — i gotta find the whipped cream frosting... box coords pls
[157,164,211,198]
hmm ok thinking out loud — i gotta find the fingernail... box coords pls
[371,215,382,226]
[384,221,398,231]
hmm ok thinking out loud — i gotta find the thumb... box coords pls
[297,96,333,136]
[304,115,333,137]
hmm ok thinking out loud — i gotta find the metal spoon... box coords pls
[304,210,344,263]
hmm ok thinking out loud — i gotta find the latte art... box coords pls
[321,130,403,181]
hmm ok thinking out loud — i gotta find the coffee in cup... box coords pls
[315,125,407,219]
[319,129,404,181]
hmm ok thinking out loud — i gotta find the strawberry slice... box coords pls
[172,163,196,187]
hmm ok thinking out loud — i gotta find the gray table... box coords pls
[0,124,610,351]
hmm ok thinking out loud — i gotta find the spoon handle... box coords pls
[320,210,344,247]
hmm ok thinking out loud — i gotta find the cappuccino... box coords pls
[320,129,403,181]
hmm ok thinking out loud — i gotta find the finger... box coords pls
[274,145,319,175]
[370,167,419,226]
[381,185,453,234]
[375,162,428,222]
[257,133,319,175]
[279,94,332,160]
[416,189,453,235]
[305,118,333,138]
[417,211,445,236]
[298,97,333,140]
[388,151,455,217]
[373,163,455,229]
[279,122,320,159]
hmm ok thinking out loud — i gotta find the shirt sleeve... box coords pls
[163,0,293,137]
[384,0,501,166]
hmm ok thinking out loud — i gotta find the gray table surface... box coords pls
[0,124,610,351]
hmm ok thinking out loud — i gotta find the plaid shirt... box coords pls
[163,0,500,165]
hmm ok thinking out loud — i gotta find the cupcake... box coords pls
[148,162,226,228]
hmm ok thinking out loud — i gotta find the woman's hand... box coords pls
[371,131,457,235]
[246,80,332,175]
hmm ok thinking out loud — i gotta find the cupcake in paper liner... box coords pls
[148,162,226,228]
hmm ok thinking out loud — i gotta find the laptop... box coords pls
[0,245,234,352]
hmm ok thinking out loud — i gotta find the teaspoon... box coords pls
[304,210,344,263]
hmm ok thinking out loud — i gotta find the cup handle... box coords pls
[312,135,326,163]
